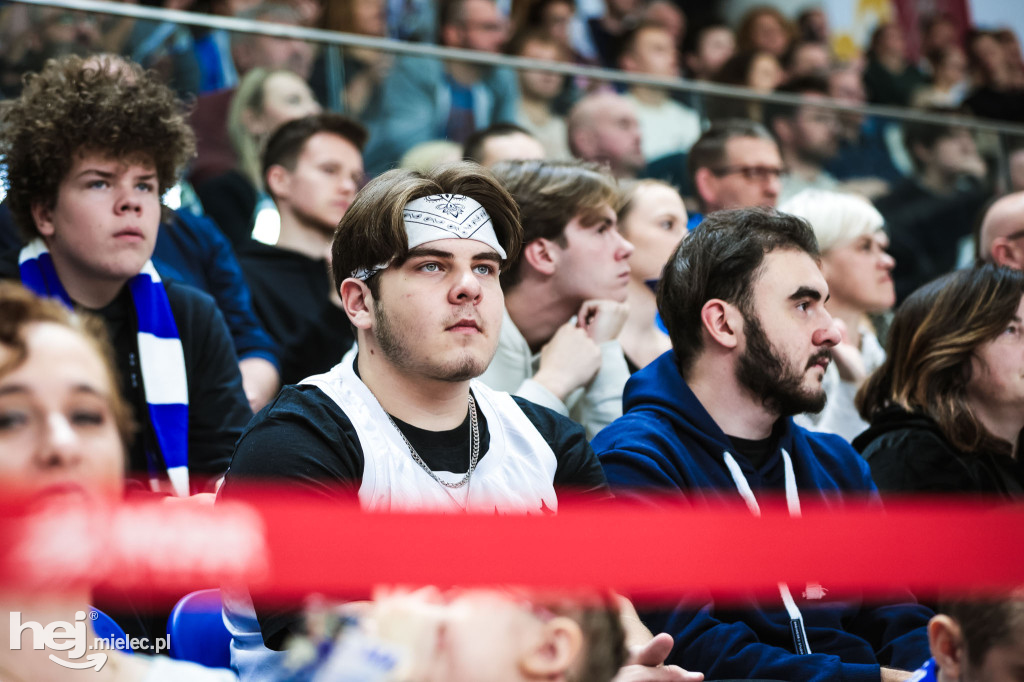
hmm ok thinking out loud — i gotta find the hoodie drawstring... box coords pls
[722,449,812,655]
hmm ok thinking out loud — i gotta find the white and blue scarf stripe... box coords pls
[19,239,191,497]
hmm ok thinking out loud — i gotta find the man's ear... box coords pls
[30,201,56,239]
[519,617,583,681]
[990,237,1024,269]
[571,127,596,160]
[694,167,718,209]
[522,238,559,277]
[339,278,375,331]
[929,615,965,681]
[265,165,291,201]
[700,298,741,350]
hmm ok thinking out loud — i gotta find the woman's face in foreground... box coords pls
[0,322,124,500]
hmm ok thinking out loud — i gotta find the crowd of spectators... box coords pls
[1,1,1024,681]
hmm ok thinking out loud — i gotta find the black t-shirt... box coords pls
[239,242,354,385]
[222,383,609,497]
[728,434,777,473]
[220,382,609,648]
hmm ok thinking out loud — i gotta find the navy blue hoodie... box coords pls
[593,351,931,682]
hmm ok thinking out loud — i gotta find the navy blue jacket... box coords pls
[154,210,279,368]
[594,351,931,682]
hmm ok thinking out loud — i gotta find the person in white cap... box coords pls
[218,163,700,682]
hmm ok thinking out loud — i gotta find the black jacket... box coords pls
[853,407,1024,499]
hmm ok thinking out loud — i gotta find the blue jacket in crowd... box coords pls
[593,350,931,682]
[153,209,279,368]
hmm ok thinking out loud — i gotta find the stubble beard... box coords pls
[735,309,829,417]
[372,299,486,383]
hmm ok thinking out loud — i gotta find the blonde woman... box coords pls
[779,188,896,441]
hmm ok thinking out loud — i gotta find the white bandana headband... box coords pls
[351,194,506,280]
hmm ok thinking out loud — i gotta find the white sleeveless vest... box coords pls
[301,352,560,514]
[226,353,563,682]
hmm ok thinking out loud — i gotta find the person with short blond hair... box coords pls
[780,188,895,440]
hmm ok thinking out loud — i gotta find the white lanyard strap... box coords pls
[722,449,812,655]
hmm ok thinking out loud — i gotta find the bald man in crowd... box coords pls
[567,91,645,179]
[978,192,1024,269]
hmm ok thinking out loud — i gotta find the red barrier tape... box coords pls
[1,490,1022,604]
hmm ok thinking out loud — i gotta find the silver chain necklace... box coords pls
[386,394,480,489]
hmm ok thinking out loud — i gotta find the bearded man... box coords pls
[593,208,933,682]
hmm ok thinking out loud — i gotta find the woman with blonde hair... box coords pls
[616,179,688,372]
[196,67,321,248]
[854,265,1024,497]
[779,188,895,440]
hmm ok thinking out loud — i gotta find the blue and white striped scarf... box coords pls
[19,238,191,497]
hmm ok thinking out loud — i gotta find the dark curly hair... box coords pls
[0,55,196,241]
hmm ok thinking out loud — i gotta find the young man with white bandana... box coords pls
[219,163,700,682]
[0,54,252,498]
